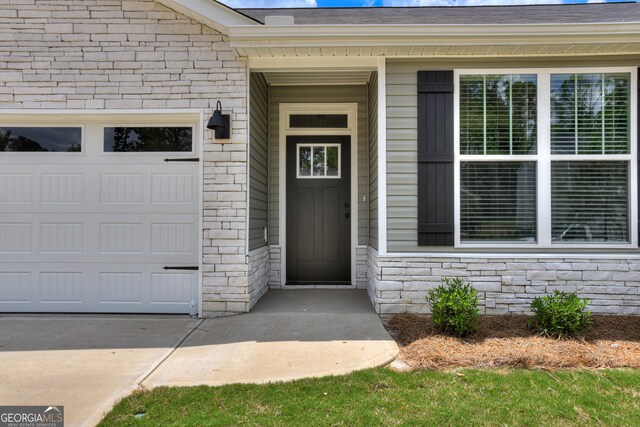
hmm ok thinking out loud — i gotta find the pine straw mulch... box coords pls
[385,314,640,370]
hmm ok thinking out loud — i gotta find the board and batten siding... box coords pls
[385,58,640,253]
[368,72,379,250]
[268,85,369,246]
[249,73,269,251]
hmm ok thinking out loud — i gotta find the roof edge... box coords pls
[156,0,260,34]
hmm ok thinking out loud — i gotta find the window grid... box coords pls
[296,143,341,179]
[455,68,636,249]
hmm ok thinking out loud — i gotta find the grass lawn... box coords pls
[100,368,640,426]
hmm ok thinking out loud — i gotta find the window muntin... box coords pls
[551,73,630,155]
[457,69,635,247]
[0,127,82,152]
[103,127,192,152]
[297,144,340,178]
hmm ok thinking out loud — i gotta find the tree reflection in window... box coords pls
[460,74,537,155]
[297,144,341,178]
[0,127,82,152]
[551,73,629,155]
[104,127,192,152]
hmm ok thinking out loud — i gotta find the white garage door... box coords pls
[0,116,200,313]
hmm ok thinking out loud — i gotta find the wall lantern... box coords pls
[207,100,230,139]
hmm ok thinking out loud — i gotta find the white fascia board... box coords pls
[229,22,640,48]
[156,0,259,35]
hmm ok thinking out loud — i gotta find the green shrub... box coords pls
[528,290,590,338]
[426,277,479,337]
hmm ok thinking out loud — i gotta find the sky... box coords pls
[220,0,634,8]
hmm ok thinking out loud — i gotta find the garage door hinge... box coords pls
[163,158,199,162]
[163,266,199,271]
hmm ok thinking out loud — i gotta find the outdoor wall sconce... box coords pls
[207,100,230,139]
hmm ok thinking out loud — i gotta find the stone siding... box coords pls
[247,246,270,310]
[368,252,640,315]
[1,0,251,316]
[269,246,282,288]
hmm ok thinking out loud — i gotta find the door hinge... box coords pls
[163,158,199,162]
[163,266,199,271]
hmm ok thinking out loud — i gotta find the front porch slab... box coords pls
[142,289,398,387]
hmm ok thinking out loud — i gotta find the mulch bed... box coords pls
[385,314,640,370]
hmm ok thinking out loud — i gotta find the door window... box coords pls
[297,144,340,178]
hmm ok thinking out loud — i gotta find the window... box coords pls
[459,74,538,242]
[104,127,192,152]
[457,69,635,247]
[297,144,340,178]
[289,114,348,128]
[0,127,82,152]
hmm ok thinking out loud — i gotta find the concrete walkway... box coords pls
[0,290,398,426]
[0,316,197,427]
[143,289,399,387]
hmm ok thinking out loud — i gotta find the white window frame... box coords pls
[454,67,638,249]
[0,124,85,155]
[101,124,196,156]
[296,143,342,179]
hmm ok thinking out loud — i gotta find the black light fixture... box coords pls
[207,100,230,139]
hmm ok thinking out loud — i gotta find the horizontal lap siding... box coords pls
[385,58,640,253]
[269,85,369,246]
[249,73,269,251]
[368,72,379,250]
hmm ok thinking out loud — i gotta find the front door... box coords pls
[286,135,350,284]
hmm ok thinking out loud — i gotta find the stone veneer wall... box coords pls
[247,246,270,309]
[1,0,252,316]
[367,248,640,315]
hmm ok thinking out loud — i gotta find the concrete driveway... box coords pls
[0,316,197,427]
[0,290,398,426]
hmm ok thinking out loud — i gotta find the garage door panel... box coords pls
[0,263,197,313]
[41,173,84,204]
[0,173,32,204]
[40,272,84,303]
[0,223,32,253]
[0,166,196,214]
[0,272,31,303]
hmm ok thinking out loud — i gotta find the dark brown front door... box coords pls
[286,135,351,284]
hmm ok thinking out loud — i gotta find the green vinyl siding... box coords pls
[249,72,269,251]
[368,72,379,250]
[268,85,369,246]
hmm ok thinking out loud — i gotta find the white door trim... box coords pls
[279,103,359,287]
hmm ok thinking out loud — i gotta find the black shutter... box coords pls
[417,71,454,246]
[637,68,639,243]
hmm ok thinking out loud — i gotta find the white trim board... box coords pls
[377,57,388,256]
[278,103,359,287]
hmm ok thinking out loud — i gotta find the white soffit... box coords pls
[229,22,640,58]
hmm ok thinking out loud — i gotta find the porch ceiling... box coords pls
[262,71,373,86]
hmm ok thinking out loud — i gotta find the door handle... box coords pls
[344,202,350,208]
